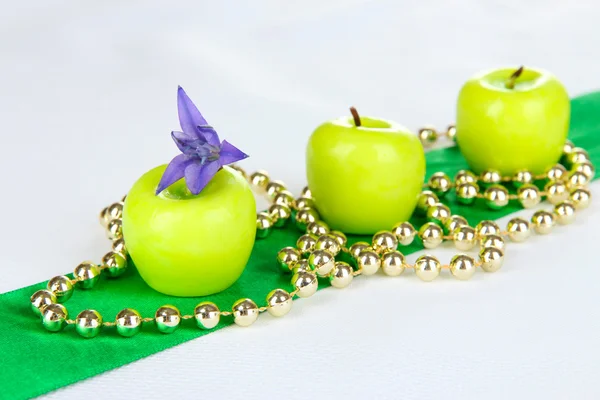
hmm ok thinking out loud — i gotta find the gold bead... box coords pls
[475,220,500,236]
[454,170,477,185]
[115,308,142,337]
[30,289,57,316]
[256,212,273,238]
[506,217,531,242]
[249,170,270,189]
[268,204,292,228]
[414,255,441,282]
[517,184,541,208]
[107,218,123,240]
[273,190,295,208]
[418,222,443,249]
[329,230,347,247]
[449,254,476,280]
[392,221,416,246]
[232,298,259,327]
[416,190,439,215]
[546,164,567,181]
[291,259,312,274]
[443,215,468,234]
[155,305,181,334]
[296,234,317,256]
[194,302,220,330]
[315,234,341,256]
[563,139,574,155]
[100,251,115,265]
[41,303,68,332]
[453,226,477,251]
[545,181,569,205]
[426,202,451,225]
[73,261,101,289]
[570,187,591,210]
[308,249,335,277]
[372,231,398,254]
[484,184,509,209]
[480,169,502,186]
[291,271,318,298]
[306,221,329,236]
[566,170,589,189]
[446,124,457,141]
[329,262,354,288]
[349,242,371,259]
[381,250,405,276]
[572,161,595,180]
[266,289,292,317]
[75,309,103,338]
[99,207,110,227]
[418,126,438,146]
[301,186,312,198]
[428,172,452,197]
[479,247,504,272]
[276,247,301,272]
[513,170,533,187]
[554,200,576,225]
[295,197,315,210]
[103,251,128,278]
[480,234,505,251]
[456,182,479,205]
[531,210,555,234]
[112,238,127,256]
[295,208,320,231]
[266,180,286,198]
[229,164,248,180]
[47,275,74,303]
[106,202,124,221]
[564,147,589,167]
[357,250,381,276]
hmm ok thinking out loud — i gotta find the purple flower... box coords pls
[156,87,249,195]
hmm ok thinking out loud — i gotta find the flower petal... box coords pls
[197,125,220,147]
[219,140,249,165]
[156,154,192,195]
[177,86,208,137]
[171,130,200,153]
[184,160,221,195]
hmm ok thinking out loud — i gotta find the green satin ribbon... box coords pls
[1,91,599,400]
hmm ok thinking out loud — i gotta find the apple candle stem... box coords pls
[505,65,524,89]
[349,106,362,127]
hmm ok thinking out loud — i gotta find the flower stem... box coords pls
[350,106,362,127]
[505,66,524,89]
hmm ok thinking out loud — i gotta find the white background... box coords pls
[2,1,600,399]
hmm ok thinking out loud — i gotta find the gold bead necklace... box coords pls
[29,130,594,338]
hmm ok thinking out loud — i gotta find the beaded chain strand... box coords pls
[29,130,594,338]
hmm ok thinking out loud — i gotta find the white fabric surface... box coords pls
[1,1,600,399]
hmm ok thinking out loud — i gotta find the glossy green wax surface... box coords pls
[456,67,570,175]
[122,165,256,297]
[306,116,425,234]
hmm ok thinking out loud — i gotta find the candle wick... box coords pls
[506,66,524,89]
[349,106,362,127]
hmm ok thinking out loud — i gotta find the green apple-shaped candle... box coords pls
[306,107,425,234]
[123,166,255,297]
[122,87,255,297]
[456,66,570,175]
